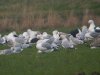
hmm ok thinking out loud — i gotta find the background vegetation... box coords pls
[0,0,100,32]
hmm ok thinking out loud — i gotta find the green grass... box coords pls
[0,44,10,49]
[0,40,100,75]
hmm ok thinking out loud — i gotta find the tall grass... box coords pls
[0,0,100,32]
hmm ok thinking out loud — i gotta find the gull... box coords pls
[36,39,55,53]
[60,34,74,48]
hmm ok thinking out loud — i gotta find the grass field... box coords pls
[0,29,100,75]
[0,43,100,75]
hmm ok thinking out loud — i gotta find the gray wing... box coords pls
[53,39,61,46]
[79,26,88,40]
[62,39,70,48]
[13,47,22,53]
[90,32,100,38]
[45,37,54,44]
[42,42,51,49]
[91,37,100,47]
[0,38,5,44]
[0,49,13,55]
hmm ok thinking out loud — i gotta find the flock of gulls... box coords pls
[0,19,100,55]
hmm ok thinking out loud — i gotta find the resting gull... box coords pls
[60,34,74,48]
[36,39,55,53]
